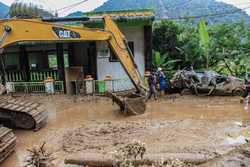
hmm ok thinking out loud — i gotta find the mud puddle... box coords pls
[2,94,250,167]
[200,142,250,167]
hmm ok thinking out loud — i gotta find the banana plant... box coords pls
[153,50,181,76]
[152,51,162,67]
[198,19,210,69]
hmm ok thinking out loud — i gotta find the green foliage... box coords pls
[153,20,181,57]
[198,20,209,49]
[153,19,250,78]
[152,51,162,67]
[207,22,250,77]
[9,2,53,18]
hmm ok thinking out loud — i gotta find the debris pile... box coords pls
[114,140,146,160]
[119,140,146,160]
[152,158,195,167]
[113,141,194,167]
[23,142,55,167]
[112,140,146,167]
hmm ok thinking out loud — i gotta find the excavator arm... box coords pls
[0,16,147,115]
[103,16,146,94]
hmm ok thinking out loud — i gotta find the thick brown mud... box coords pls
[2,94,250,166]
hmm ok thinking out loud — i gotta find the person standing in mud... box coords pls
[244,74,250,110]
[157,67,166,96]
[146,71,158,101]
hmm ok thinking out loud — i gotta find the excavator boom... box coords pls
[0,19,111,48]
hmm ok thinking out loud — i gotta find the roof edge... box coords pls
[85,9,154,17]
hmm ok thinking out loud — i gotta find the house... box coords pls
[0,9,154,94]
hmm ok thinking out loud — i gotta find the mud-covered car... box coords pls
[170,70,246,96]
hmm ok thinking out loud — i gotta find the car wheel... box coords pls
[232,88,246,97]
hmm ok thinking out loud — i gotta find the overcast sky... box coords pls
[0,0,249,16]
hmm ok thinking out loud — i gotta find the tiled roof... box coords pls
[84,9,155,27]
[85,9,154,18]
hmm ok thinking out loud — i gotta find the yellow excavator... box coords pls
[0,16,147,162]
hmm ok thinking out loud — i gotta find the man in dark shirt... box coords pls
[245,74,250,95]
[244,73,250,110]
[146,71,158,101]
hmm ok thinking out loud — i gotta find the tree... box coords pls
[153,20,181,60]
[9,2,53,18]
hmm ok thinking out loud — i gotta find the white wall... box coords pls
[96,27,145,91]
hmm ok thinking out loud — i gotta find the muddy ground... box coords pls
[2,94,250,166]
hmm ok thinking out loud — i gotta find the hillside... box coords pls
[0,2,9,18]
[90,0,250,24]
[66,11,85,18]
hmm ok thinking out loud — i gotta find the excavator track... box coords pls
[0,96,48,130]
[0,126,16,163]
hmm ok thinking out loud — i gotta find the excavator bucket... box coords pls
[108,92,146,115]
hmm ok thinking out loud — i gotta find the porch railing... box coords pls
[12,81,64,93]
[3,70,26,82]
[73,78,146,95]
[30,69,59,82]
[0,69,59,82]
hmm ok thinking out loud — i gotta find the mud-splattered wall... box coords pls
[96,27,145,91]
